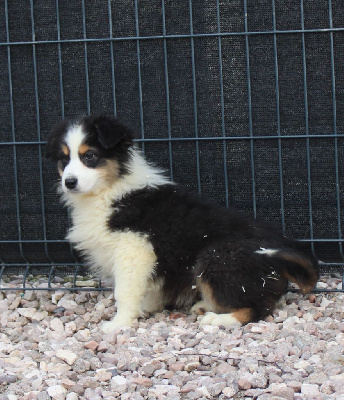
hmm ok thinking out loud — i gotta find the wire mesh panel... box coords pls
[0,0,343,290]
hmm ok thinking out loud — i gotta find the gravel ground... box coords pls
[0,274,343,400]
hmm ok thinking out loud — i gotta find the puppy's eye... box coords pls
[61,155,70,166]
[58,155,70,171]
[82,150,99,167]
[85,151,96,161]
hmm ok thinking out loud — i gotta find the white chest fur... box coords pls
[66,193,118,276]
[65,188,158,283]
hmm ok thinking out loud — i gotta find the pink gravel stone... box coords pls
[132,377,153,388]
[84,341,99,351]
[238,378,252,390]
[169,362,184,372]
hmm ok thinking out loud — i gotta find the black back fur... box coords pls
[109,184,319,321]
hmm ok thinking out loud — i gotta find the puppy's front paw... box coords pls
[101,316,134,333]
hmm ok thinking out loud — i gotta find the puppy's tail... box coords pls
[255,247,319,293]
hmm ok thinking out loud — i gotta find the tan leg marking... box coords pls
[195,279,254,327]
[231,308,253,324]
[198,280,230,314]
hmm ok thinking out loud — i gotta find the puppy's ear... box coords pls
[92,115,134,150]
[46,119,70,160]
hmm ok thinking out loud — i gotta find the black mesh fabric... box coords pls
[0,0,344,271]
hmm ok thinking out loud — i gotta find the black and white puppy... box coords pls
[46,114,319,332]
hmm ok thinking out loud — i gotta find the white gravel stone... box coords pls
[301,383,320,397]
[222,386,238,398]
[95,369,112,381]
[196,386,212,398]
[75,280,98,287]
[0,299,9,312]
[329,373,344,392]
[55,349,78,365]
[17,307,48,321]
[50,317,65,332]
[66,394,79,400]
[149,384,180,396]
[202,325,220,334]
[47,385,67,399]
[57,298,78,310]
[294,360,310,370]
[111,375,128,393]
[52,290,65,304]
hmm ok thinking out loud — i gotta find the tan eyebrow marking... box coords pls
[62,144,69,156]
[79,144,91,155]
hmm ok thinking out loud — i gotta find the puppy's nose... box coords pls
[65,177,78,190]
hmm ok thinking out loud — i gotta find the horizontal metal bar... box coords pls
[0,286,113,292]
[0,262,343,269]
[1,239,69,243]
[1,27,344,47]
[1,261,343,269]
[0,262,86,267]
[1,238,344,244]
[0,285,340,293]
[292,288,344,293]
[1,133,344,147]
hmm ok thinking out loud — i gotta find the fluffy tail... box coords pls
[255,247,319,293]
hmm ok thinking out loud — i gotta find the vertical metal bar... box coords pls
[107,0,117,115]
[161,0,173,180]
[56,0,79,266]
[216,0,229,207]
[243,0,257,218]
[81,0,91,115]
[328,0,343,261]
[48,265,55,288]
[55,0,65,118]
[5,0,29,266]
[30,0,53,264]
[73,265,79,288]
[300,0,315,256]
[188,0,201,194]
[22,265,30,289]
[0,266,5,286]
[271,0,286,234]
[134,0,145,154]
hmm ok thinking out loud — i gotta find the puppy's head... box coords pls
[46,114,134,195]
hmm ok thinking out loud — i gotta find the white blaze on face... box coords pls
[62,125,100,194]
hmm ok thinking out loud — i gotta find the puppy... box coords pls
[46,114,319,332]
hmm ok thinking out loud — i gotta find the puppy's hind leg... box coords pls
[101,232,157,333]
[200,308,253,327]
[195,245,288,328]
[196,279,252,328]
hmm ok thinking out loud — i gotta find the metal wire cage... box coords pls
[0,0,343,291]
